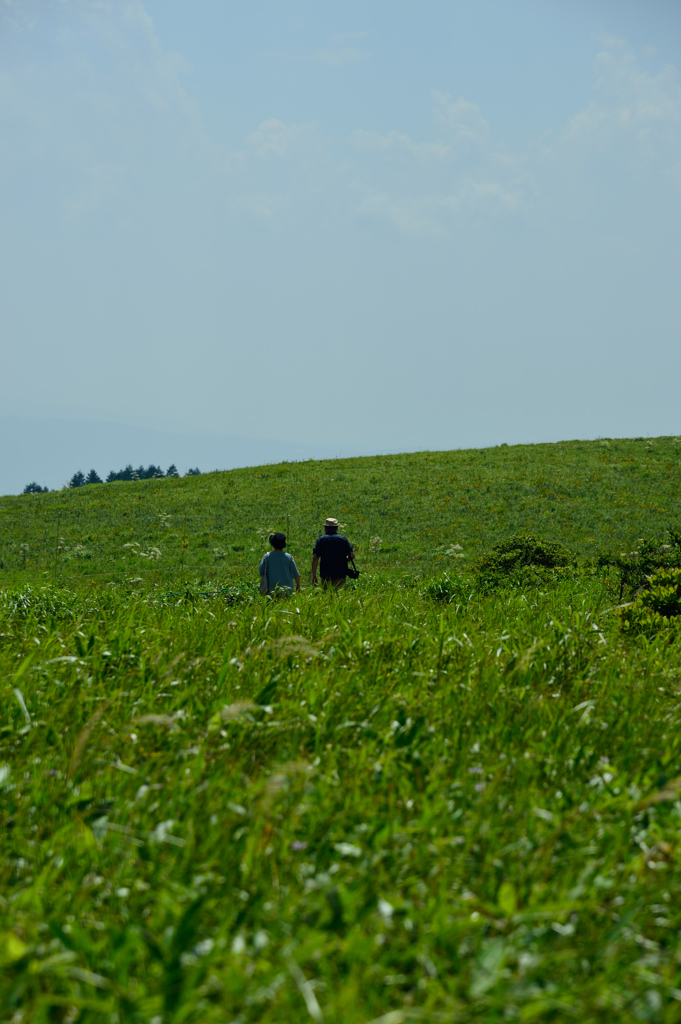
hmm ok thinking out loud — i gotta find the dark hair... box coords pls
[324,525,338,534]
[269,532,286,548]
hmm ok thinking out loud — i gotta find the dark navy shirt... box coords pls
[313,534,353,579]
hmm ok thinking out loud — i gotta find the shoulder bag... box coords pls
[346,558,360,581]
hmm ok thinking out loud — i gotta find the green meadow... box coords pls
[3,435,681,583]
[2,436,681,1023]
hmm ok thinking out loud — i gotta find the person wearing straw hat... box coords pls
[311,518,355,590]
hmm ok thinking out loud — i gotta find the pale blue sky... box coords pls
[1,1,681,490]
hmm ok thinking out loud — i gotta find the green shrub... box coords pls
[426,542,580,601]
[479,534,572,573]
[619,565,681,635]
[599,528,681,601]
[483,564,585,594]
[475,533,572,590]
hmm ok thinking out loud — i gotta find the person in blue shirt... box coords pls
[311,517,355,590]
[260,533,300,595]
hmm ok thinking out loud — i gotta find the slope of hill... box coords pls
[2,435,680,583]
[2,437,681,1021]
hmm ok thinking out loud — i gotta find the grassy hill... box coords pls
[2,435,681,584]
[2,437,681,1022]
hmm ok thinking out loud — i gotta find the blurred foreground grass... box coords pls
[2,569,681,1023]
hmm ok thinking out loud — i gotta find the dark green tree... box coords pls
[105,462,180,482]
[69,471,86,488]
[85,469,102,485]
[107,464,134,482]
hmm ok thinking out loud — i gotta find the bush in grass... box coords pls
[479,534,572,573]
[22,482,48,494]
[476,534,573,590]
[598,529,681,601]
[619,566,681,636]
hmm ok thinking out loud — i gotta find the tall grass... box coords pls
[2,570,681,1022]
[3,435,681,583]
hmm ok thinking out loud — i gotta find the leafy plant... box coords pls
[599,528,681,600]
[619,565,681,635]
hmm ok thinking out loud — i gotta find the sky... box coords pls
[1,0,681,491]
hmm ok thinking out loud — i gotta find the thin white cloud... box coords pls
[329,31,370,44]
[3,8,680,241]
[231,192,283,220]
[560,37,681,155]
[350,130,449,160]
[345,90,528,233]
[3,5,681,451]
[312,47,370,66]
[355,192,446,236]
[345,39,681,233]
[0,0,213,221]
[432,92,491,149]
[354,177,524,235]
[246,118,319,157]
[0,0,38,32]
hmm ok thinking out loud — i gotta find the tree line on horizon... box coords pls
[22,464,201,494]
